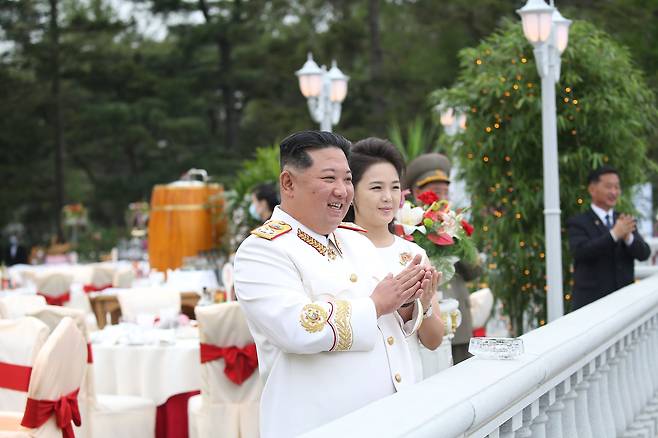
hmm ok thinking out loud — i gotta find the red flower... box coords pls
[393,224,415,242]
[423,209,440,222]
[461,219,474,236]
[427,232,454,246]
[417,191,439,205]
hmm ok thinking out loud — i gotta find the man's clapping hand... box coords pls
[611,214,636,241]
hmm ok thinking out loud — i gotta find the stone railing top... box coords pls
[301,274,658,438]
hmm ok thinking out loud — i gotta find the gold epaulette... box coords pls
[250,220,292,240]
[337,222,367,233]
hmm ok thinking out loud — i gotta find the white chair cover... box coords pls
[188,302,261,438]
[221,263,234,300]
[112,267,134,289]
[117,287,181,323]
[23,317,86,437]
[88,264,116,289]
[32,272,74,305]
[27,306,156,438]
[470,287,494,329]
[0,318,50,412]
[0,296,47,319]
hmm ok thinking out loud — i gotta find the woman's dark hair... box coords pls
[344,137,406,225]
[253,182,279,213]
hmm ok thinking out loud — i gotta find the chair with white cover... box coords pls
[0,317,86,437]
[84,264,116,293]
[0,318,50,412]
[27,306,156,438]
[32,272,74,307]
[112,267,134,289]
[221,263,234,300]
[470,287,494,334]
[117,287,181,323]
[0,295,47,319]
[188,302,261,438]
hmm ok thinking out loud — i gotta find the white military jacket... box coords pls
[234,207,421,438]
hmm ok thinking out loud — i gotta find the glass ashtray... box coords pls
[468,337,524,360]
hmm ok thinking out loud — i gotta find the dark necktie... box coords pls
[605,214,613,230]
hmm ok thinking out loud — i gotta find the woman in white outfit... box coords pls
[345,137,445,382]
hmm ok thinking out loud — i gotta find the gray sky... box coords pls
[108,0,205,40]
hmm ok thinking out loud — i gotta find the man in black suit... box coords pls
[1,235,28,266]
[567,166,651,310]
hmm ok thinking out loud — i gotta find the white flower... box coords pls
[395,201,426,236]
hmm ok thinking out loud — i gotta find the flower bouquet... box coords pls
[394,191,477,285]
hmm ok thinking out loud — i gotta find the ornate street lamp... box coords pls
[517,0,571,322]
[295,53,349,132]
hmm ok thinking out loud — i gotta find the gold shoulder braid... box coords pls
[297,228,337,260]
[334,300,353,351]
[251,220,292,240]
[300,303,328,333]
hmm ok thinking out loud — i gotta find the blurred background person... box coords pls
[249,182,279,222]
[404,152,482,364]
[567,166,650,310]
[2,234,29,266]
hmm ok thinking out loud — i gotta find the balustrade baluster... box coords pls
[618,337,637,427]
[514,401,538,438]
[585,360,607,438]
[530,390,553,438]
[560,377,579,438]
[607,344,628,435]
[573,368,593,438]
[596,351,617,438]
[546,381,567,438]
[500,412,524,438]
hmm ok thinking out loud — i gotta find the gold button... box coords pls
[394,373,402,383]
[387,336,395,345]
[349,273,358,283]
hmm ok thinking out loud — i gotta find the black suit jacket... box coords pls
[1,245,28,266]
[567,209,651,310]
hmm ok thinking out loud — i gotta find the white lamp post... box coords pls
[295,53,349,132]
[517,0,571,323]
[437,104,470,210]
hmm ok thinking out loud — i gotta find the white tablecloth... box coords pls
[165,269,219,294]
[91,327,201,406]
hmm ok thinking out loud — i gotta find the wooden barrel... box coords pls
[148,181,227,272]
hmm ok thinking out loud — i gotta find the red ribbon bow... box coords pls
[83,283,112,293]
[37,292,71,306]
[21,388,81,438]
[199,343,258,385]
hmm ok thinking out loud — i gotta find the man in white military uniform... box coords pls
[234,131,434,437]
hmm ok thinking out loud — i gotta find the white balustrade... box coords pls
[301,274,658,438]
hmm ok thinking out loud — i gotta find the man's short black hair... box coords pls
[587,166,620,185]
[279,130,351,170]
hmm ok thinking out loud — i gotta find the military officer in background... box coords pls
[404,152,482,364]
[234,130,434,437]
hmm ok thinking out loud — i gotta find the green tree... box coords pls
[431,19,658,334]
